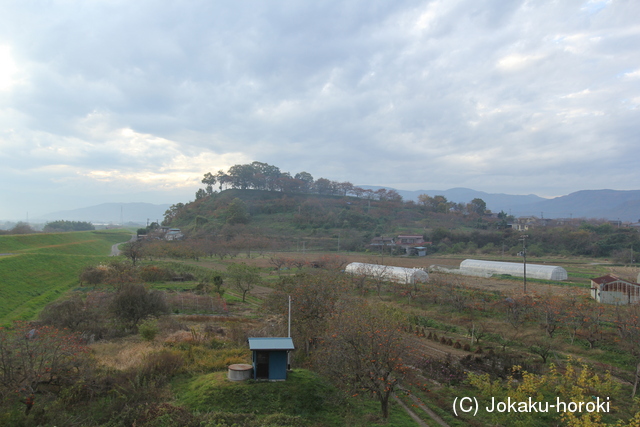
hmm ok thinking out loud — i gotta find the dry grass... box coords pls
[91,338,162,370]
[240,252,437,269]
[606,266,639,282]
[164,330,206,345]
[427,271,588,296]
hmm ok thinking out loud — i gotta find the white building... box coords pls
[459,259,568,281]
[591,274,640,305]
[345,262,429,285]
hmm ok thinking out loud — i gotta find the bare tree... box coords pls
[226,263,261,302]
[315,300,411,419]
[268,255,288,272]
[528,336,556,364]
[615,304,640,397]
[265,271,347,355]
[121,239,145,266]
[0,322,90,415]
[110,284,168,329]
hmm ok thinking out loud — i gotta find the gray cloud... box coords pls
[0,0,638,218]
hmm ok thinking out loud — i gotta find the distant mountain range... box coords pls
[360,186,640,222]
[510,190,640,222]
[36,203,171,224]
[34,188,640,224]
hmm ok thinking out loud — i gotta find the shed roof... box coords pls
[591,274,620,285]
[248,337,295,351]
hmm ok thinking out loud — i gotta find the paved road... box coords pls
[110,235,137,256]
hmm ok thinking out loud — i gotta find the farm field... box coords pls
[161,251,640,425]
[0,229,133,323]
[3,228,640,426]
[181,250,618,296]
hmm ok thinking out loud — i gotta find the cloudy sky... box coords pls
[0,0,638,220]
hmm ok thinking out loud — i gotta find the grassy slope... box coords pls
[0,230,131,253]
[175,369,416,426]
[0,230,132,323]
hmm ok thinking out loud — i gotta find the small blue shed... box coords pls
[248,337,294,381]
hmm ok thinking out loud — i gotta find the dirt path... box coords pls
[393,396,432,427]
[406,393,450,427]
[110,235,136,256]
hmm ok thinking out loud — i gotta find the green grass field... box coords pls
[0,229,132,323]
[174,369,416,426]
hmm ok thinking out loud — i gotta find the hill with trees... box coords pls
[162,161,640,261]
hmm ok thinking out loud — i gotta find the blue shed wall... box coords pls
[251,350,288,380]
[268,351,288,380]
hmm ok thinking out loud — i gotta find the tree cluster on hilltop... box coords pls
[197,160,403,201]
[195,162,499,218]
[158,161,640,260]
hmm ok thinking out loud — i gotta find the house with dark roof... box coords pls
[165,228,184,241]
[369,236,396,247]
[395,235,426,254]
[591,274,640,305]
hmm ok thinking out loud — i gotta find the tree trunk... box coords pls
[632,361,640,398]
[380,393,390,419]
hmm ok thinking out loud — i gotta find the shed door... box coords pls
[255,351,269,379]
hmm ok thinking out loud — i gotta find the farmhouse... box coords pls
[459,259,568,281]
[345,262,429,284]
[369,236,395,248]
[396,235,425,245]
[395,235,428,255]
[165,228,184,241]
[590,274,640,305]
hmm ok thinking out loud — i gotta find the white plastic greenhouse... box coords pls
[345,262,429,284]
[459,259,568,281]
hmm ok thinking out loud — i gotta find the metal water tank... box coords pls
[228,364,253,381]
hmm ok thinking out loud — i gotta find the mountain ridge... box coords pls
[32,188,640,224]
[36,202,171,224]
[359,186,639,221]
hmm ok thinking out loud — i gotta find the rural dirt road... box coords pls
[110,235,136,256]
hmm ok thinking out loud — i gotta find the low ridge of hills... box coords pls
[362,187,639,222]
[512,190,640,222]
[361,186,545,212]
[36,202,171,224]
[33,189,640,224]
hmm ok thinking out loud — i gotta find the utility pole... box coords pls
[288,295,292,338]
[288,295,292,370]
[519,234,528,294]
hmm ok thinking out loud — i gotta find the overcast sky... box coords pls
[0,0,638,220]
